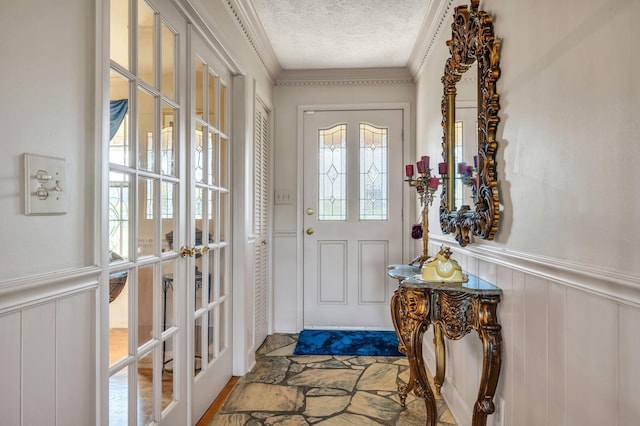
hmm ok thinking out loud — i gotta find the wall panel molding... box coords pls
[0,266,100,315]
[430,235,640,308]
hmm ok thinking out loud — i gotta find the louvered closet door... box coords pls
[254,101,270,345]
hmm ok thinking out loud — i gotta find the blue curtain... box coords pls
[110,99,128,140]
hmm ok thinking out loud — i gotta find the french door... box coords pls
[302,109,404,329]
[107,0,188,424]
[188,27,233,421]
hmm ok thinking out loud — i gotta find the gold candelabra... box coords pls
[405,156,440,267]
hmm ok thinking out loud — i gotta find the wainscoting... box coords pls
[424,237,640,426]
[0,268,98,425]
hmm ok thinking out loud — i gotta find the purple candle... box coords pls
[458,162,467,174]
[474,155,478,168]
[421,155,430,169]
[438,162,448,175]
[466,165,474,176]
[416,159,427,174]
[405,164,414,177]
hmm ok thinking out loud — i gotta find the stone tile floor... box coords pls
[210,334,457,426]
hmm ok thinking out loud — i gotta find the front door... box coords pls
[303,109,404,329]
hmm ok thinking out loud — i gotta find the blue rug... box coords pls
[293,330,403,356]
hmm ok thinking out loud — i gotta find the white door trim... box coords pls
[295,102,413,332]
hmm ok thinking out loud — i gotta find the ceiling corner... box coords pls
[223,0,282,83]
[407,0,457,79]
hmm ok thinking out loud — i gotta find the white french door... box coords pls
[303,109,404,329]
[188,27,233,421]
[107,0,188,424]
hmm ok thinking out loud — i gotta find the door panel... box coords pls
[189,27,233,422]
[303,109,404,329]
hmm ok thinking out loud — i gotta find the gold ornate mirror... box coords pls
[439,0,501,246]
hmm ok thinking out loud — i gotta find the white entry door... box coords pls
[303,109,404,329]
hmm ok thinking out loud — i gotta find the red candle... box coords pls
[429,177,439,189]
[416,159,427,174]
[438,162,448,175]
[458,162,467,174]
[405,164,414,177]
[421,155,430,169]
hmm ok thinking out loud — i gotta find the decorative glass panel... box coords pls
[138,0,156,85]
[138,87,156,171]
[195,57,204,119]
[160,102,175,175]
[219,247,227,298]
[207,132,216,185]
[160,21,175,100]
[110,0,129,69]
[138,264,154,347]
[109,70,130,166]
[318,124,346,221]
[218,301,226,352]
[359,123,388,220]
[208,250,216,303]
[195,124,204,183]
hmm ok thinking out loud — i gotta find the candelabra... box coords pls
[457,159,478,204]
[405,156,440,267]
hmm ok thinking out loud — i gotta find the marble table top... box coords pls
[387,264,502,296]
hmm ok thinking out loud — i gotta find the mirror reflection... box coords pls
[454,62,478,209]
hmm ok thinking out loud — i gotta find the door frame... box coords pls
[296,103,414,331]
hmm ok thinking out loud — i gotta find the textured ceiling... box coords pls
[249,0,431,70]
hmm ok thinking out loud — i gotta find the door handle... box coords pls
[306,227,314,235]
[305,208,314,215]
[180,246,196,258]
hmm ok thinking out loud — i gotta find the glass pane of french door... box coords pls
[108,0,183,424]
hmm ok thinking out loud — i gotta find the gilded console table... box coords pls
[388,264,502,426]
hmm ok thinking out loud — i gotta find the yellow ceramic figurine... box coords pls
[421,245,468,283]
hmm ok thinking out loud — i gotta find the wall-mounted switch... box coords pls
[274,189,294,205]
[24,153,67,215]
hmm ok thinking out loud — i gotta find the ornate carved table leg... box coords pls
[433,323,446,394]
[472,295,502,426]
[391,289,413,406]
[411,321,438,426]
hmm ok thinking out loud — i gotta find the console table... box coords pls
[387,264,502,426]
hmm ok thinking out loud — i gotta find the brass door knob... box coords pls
[305,208,314,215]
[180,246,195,258]
[306,227,314,235]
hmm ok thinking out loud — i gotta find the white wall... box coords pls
[415,0,640,424]
[0,0,98,424]
[272,75,416,332]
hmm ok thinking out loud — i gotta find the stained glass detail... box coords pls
[359,123,388,220]
[318,124,346,221]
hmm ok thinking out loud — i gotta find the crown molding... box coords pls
[223,0,281,83]
[276,67,415,87]
[407,0,457,79]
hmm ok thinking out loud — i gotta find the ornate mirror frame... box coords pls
[439,0,501,247]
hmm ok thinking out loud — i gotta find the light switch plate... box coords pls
[24,153,68,215]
